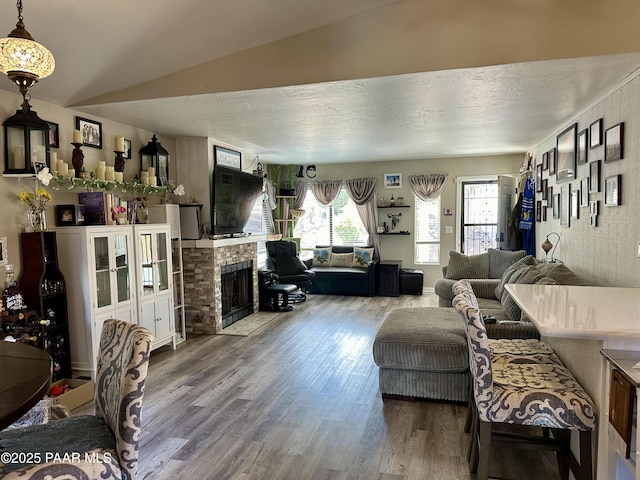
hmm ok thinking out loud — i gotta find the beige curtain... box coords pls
[344,177,380,255]
[408,174,449,201]
[310,180,342,205]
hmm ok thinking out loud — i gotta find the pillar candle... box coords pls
[97,160,106,168]
[68,168,75,178]
[150,176,157,187]
[58,162,68,177]
[114,135,124,152]
[50,156,58,174]
[73,129,82,144]
[95,166,105,181]
[114,171,123,183]
[147,166,155,178]
[105,166,115,181]
[50,151,57,164]
[13,146,24,169]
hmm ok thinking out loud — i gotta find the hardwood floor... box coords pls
[77,293,560,479]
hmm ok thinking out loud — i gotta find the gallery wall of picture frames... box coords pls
[533,116,625,229]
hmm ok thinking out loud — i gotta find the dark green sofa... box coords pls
[304,246,378,296]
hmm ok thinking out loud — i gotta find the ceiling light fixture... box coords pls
[0,0,55,111]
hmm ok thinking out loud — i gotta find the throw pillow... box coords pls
[487,249,527,278]
[494,255,538,300]
[312,247,332,267]
[444,251,489,280]
[330,252,354,267]
[353,247,374,267]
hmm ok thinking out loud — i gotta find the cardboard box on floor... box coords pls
[46,379,94,411]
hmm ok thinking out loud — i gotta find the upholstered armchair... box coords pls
[265,240,315,293]
[0,319,153,480]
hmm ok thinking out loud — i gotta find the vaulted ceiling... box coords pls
[1,0,640,164]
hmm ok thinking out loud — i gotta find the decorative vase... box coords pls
[32,210,47,232]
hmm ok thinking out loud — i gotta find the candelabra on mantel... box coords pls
[114,151,125,172]
[71,142,83,178]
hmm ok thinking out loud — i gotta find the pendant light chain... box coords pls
[16,0,23,23]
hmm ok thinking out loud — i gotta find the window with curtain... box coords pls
[415,196,440,264]
[294,186,368,251]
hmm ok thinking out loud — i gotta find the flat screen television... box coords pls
[212,165,263,235]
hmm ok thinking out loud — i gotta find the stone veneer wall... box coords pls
[182,242,259,334]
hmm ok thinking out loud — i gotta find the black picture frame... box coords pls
[535,163,543,192]
[580,178,589,207]
[560,184,570,227]
[589,119,603,148]
[552,193,560,219]
[55,204,85,226]
[589,160,600,193]
[75,116,102,149]
[541,179,548,200]
[605,174,621,206]
[556,123,577,183]
[214,145,241,171]
[542,151,549,170]
[46,121,59,148]
[571,188,579,219]
[577,128,588,165]
[546,186,553,208]
[604,122,624,163]
[123,139,132,159]
[548,148,556,175]
[536,201,542,223]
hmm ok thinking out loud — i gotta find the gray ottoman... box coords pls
[373,307,469,402]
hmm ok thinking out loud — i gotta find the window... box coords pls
[415,196,440,264]
[294,187,368,251]
[461,181,498,254]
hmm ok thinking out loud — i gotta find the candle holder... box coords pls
[114,151,125,172]
[71,142,84,177]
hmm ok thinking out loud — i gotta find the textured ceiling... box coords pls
[0,0,639,165]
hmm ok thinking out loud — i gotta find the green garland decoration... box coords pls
[49,174,181,196]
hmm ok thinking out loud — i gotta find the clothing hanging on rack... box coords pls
[518,175,535,255]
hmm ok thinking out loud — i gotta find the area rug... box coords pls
[218,311,283,336]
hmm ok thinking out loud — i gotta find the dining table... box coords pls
[0,341,52,430]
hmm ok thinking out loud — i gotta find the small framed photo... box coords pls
[56,204,86,226]
[123,139,132,159]
[214,145,241,171]
[552,193,560,219]
[46,121,59,148]
[383,173,402,189]
[0,236,7,266]
[548,148,556,175]
[590,119,603,148]
[546,186,553,208]
[590,200,599,216]
[580,178,589,207]
[589,160,600,193]
[556,123,577,183]
[571,188,579,219]
[535,164,543,192]
[76,116,102,149]
[577,128,588,164]
[542,205,547,221]
[604,122,624,163]
[536,201,542,222]
[604,174,621,206]
[541,179,548,199]
[542,151,549,170]
[560,184,570,227]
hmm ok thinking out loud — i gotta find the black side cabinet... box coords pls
[378,260,402,297]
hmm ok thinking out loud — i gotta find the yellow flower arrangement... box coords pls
[19,187,52,212]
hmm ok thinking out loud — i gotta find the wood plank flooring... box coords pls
[76,293,561,480]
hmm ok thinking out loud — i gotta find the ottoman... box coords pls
[373,307,469,402]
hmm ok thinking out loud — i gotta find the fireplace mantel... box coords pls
[183,234,267,249]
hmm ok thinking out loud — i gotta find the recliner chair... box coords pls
[265,240,315,300]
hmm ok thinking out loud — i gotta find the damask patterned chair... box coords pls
[0,319,153,480]
[452,280,595,480]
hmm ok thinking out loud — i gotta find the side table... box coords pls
[378,260,402,297]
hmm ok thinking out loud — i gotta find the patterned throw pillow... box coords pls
[312,247,332,267]
[352,247,374,267]
[329,252,354,267]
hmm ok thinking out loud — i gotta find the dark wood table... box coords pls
[0,342,52,430]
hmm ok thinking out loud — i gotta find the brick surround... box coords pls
[182,241,259,334]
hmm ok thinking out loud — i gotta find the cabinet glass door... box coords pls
[114,233,131,303]
[139,233,154,297]
[93,236,112,308]
[156,232,169,292]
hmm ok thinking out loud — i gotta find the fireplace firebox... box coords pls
[220,260,253,328]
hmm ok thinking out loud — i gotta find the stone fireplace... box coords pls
[182,237,260,334]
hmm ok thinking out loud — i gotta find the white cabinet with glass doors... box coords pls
[55,226,137,379]
[134,224,176,350]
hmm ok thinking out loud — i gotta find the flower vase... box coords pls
[33,210,47,232]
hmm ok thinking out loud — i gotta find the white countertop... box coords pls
[505,284,640,341]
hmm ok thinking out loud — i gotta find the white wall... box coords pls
[530,71,640,287]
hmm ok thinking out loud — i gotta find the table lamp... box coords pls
[541,232,561,263]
